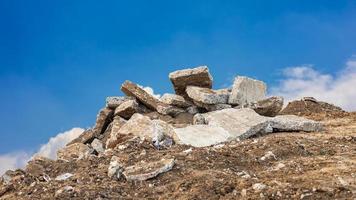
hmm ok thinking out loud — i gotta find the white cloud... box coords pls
[138,85,161,98]
[0,127,84,176]
[271,57,356,111]
[34,127,84,159]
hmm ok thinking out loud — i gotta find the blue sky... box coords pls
[0,0,356,155]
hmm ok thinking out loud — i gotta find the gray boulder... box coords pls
[160,93,192,108]
[249,96,284,117]
[186,86,229,105]
[228,76,266,106]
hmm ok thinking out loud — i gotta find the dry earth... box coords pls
[1,112,355,200]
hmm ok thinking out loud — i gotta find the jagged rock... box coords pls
[93,108,114,136]
[156,104,185,117]
[228,76,266,106]
[249,96,284,117]
[97,122,113,146]
[270,115,323,132]
[123,158,175,181]
[114,99,139,119]
[160,93,191,108]
[57,143,94,161]
[144,112,174,124]
[195,108,272,139]
[55,173,73,181]
[106,116,127,149]
[194,108,323,141]
[174,125,230,147]
[107,113,175,149]
[121,80,162,111]
[67,128,95,146]
[186,86,229,105]
[108,156,124,180]
[91,139,104,153]
[169,66,213,97]
[106,96,134,109]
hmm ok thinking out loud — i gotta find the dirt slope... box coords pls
[1,112,356,200]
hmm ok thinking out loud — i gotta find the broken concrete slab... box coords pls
[57,143,94,161]
[93,108,114,136]
[106,96,134,109]
[106,116,127,149]
[114,99,139,119]
[249,96,284,117]
[174,125,231,147]
[270,115,323,132]
[55,173,73,181]
[108,156,124,180]
[91,139,104,154]
[111,113,175,149]
[160,93,192,108]
[228,76,266,106]
[169,66,213,97]
[121,80,162,111]
[123,158,175,181]
[195,108,272,140]
[186,86,229,105]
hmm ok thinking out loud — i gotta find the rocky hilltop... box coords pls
[1,66,355,199]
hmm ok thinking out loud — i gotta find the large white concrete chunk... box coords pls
[195,108,272,139]
[169,66,213,97]
[229,76,266,106]
[186,86,229,105]
[174,125,231,147]
[270,115,323,132]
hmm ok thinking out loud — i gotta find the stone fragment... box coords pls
[195,108,272,140]
[121,80,162,111]
[106,116,127,149]
[57,143,93,161]
[106,96,134,109]
[156,104,185,117]
[229,76,266,106]
[108,113,175,149]
[252,183,267,191]
[123,158,175,181]
[55,173,73,181]
[93,108,114,136]
[169,66,213,97]
[186,86,229,105]
[270,115,323,132]
[54,186,76,198]
[67,129,95,146]
[108,156,124,180]
[193,114,206,125]
[186,105,201,115]
[114,99,139,119]
[174,125,231,147]
[249,96,284,117]
[160,93,191,108]
[91,139,104,153]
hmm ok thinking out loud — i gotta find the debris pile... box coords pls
[2,66,354,199]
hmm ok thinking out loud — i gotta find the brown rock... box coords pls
[169,66,213,97]
[93,108,114,136]
[106,116,127,149]
[121,80,162,111]
[160,93,192,108]
[114,99,139,119]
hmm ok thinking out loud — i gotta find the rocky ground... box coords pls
[1,110,355,199]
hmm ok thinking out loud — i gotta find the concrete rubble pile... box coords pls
[1,66,324,187]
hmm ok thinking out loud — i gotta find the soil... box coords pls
[1,112,356,199]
